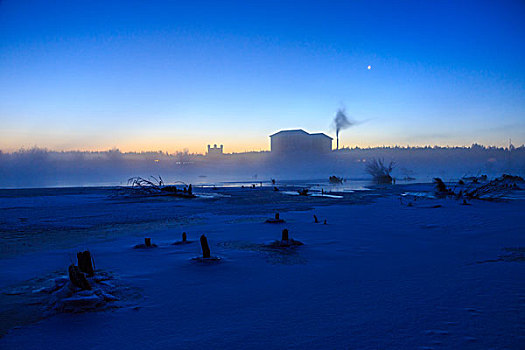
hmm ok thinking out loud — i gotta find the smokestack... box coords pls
[332,108,354,150]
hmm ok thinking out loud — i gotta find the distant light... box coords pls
[154,159,159,162]
[367,65,372,70]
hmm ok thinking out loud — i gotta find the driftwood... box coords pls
[68,264,91,290]
[436,174,523,201]
[463,174,523,200]
[123,176,196,198]
[329,176,343,184]
[462,174,487,183]
[433,178,454,197]
[77,251,94,277]
[128,176,164,194]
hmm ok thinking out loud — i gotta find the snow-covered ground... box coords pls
[0,181,524,349]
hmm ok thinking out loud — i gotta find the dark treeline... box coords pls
[0,144,524,188]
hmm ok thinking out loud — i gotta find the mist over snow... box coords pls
[0,145,524,188]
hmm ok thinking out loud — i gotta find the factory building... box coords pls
[270,129,332,154]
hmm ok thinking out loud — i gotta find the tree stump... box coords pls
[68,264,91,290]
[173,232,191,245]
[265,213,284,223]
[77,251,94,277]
[267,228,303,248]
[200,235,211,258]
[134,237,157,248]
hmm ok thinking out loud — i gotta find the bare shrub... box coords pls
[365,158,395,184]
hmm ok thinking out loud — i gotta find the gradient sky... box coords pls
[1,0,524,153]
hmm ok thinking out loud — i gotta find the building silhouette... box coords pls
[270,129,332,155]
[207,144,223,156]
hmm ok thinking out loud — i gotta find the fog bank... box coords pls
[1,144,524,188]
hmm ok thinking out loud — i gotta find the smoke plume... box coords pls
[332,108,356,149]
[333,108,354,137]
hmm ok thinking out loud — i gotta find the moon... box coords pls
[367,65,372,70]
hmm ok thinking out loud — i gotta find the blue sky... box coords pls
[1,0,524,153]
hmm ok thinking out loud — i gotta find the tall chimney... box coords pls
[336,134,339,150]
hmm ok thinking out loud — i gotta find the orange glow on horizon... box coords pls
[0,130,515,154]
[0,138,272,155]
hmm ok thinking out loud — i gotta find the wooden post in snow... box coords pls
[200,235,211,258]
[68,264,91,290]
[77,250,94,277]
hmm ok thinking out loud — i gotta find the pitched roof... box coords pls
[269,129,309,137]
[310,133,333,140]
[270,129,332,140]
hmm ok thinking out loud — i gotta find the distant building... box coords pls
[270,129,332,154]
[207,144,223,156]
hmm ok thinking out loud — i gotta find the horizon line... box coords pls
[1,142,523,156]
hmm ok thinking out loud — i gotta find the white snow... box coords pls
[0,182,524,349]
